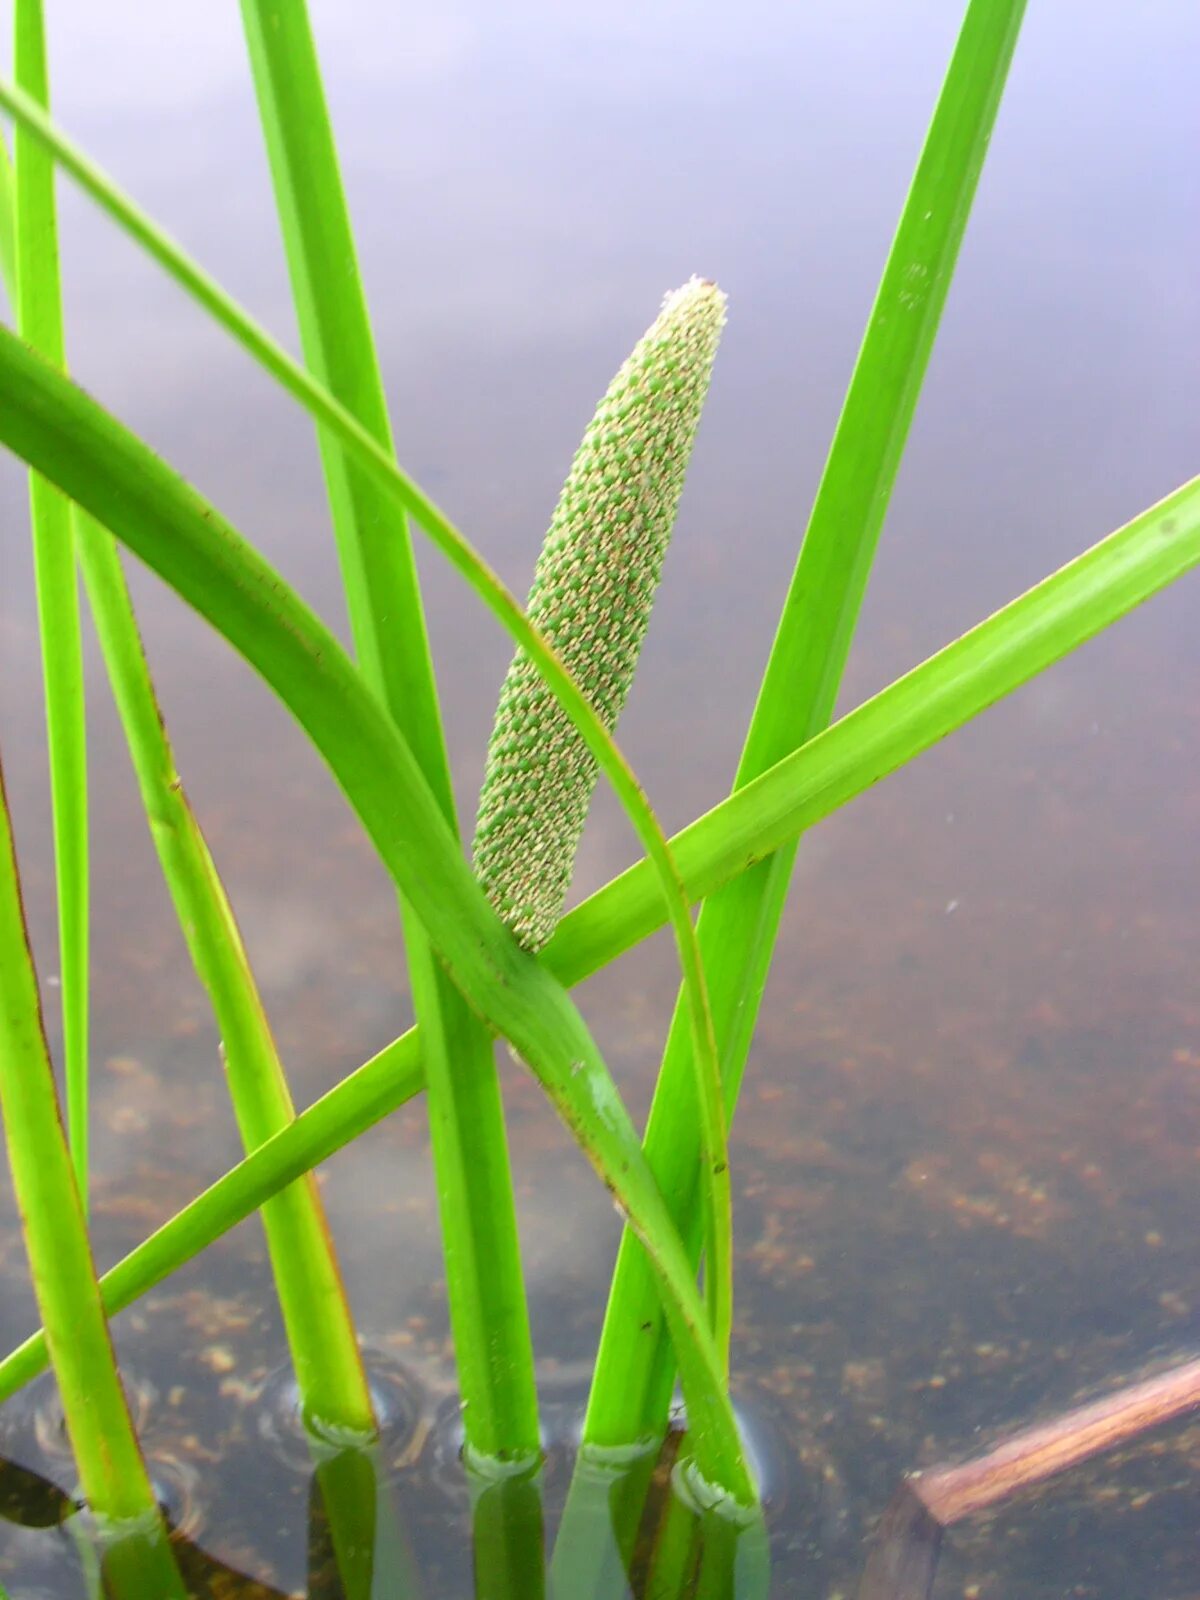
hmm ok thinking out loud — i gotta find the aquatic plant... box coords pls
[0,0,1195,1593]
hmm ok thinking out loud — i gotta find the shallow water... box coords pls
[0,0,1198,1594]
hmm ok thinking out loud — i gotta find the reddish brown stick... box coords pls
[915,1355,1200,1524]
[856,1481,943,1600]
[858,1355,1200,1600]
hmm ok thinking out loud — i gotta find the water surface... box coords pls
[0,1,1198,1594]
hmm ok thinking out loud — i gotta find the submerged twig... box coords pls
[858,1355,1200,1600]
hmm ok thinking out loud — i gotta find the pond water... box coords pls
[0,1,1198,1595]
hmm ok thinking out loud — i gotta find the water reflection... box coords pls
[0,1450,279,1597]
[0,1418,777,1599]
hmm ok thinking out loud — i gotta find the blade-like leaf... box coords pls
[0,129,14,299]
[0,755,167,1534]
[0,1026,425,1402]
[0,788,194,1600]
[0,324,753,1507]
[2,475,1194,1428]
[238,0,453,805]
[584,0,1030,1451]
[240,0,538,1463]
[0,57,375,1441]
[0,85,734,1427]
[77,514,375,1435]
[14,0,90,1199]
[0,86,725,1295]
[0,14,182,1571]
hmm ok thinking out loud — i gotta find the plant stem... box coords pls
[0,756,165,1528]
[75,513,375,1434]
[0,21,375,1443]
[474,279,731,1369]
[13,0,89,1203]
[0,470,1196,1417]
[581,0,1030,1453]
[3,0,178,1560]
[0,77,730,1322]
[0,129,14,294]
[0,322,753,1506]
[240,0,540,1465]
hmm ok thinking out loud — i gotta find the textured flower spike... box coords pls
[473,276,727,951]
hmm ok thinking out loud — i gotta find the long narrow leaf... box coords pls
[1,18,179,1571]
[2,475,1194,1420]
[240,0,539,1463]
[584,0,1030,1451]
[14,0,90,1199]
[0,71,375,1447]
[0,757,163,1528]
[75,515,375,1435]
[0,325,753,1506]
[0,130,14,297]
[0,86,725,1290]
[238,0,452,802]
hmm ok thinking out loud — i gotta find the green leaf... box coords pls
[0,24,374,1439]
[0,324,753,1507]
[77,514,375,1435]
[0,1026,425,1403]
[237,0,453,807]
[0,76,734,1438]
[13,0,90,1200]
[0,79,718,1184]
[1,0,174,1552]
[0,129,14,302]
[240,0,538,1464]
[4,476,1194,1452]
[582,0,1031,1453]
[0,755,161,1526]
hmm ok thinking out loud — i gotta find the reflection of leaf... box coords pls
[170,1533,295,1600]
[0,1448,301,1595]
[306,1443,425,1600]
[0,1452,76,1528]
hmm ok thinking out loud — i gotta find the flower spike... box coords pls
[474,277,726,950]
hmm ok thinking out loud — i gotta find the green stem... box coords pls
[0,324,752,1506]
[0,79,725,1346]
[0,1026,425,1401]
[0,471,1195,1418]
[239,0,539,1464]
[581,0,1030,1452]
[1,0,175,1556]
[13,0,89,1202]
[474,279,731,1370]
[75,513,374,1434]
[0,26,374,1440]
[0,755,164,1526]
[0,127,14,298]
[468,1465,546,1600]
[95,1521,187,1600]
[244,0,598,1465]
